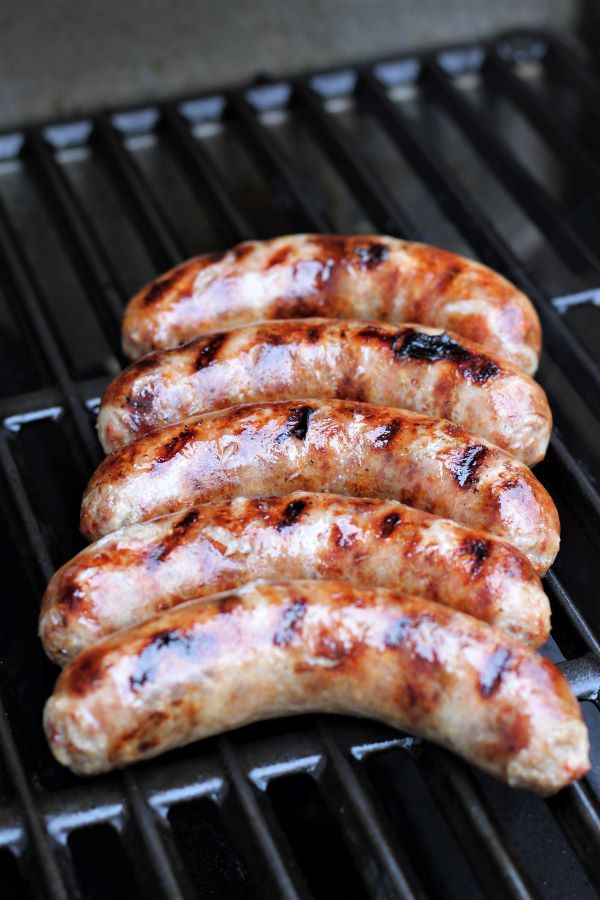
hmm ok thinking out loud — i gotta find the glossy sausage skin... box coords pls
[44,580,588,791]
[81,400,560,572]
[100,319,551,464]
[121,235,541,373]
[42,492,550,663]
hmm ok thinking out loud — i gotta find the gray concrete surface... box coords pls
[0,0,584,128]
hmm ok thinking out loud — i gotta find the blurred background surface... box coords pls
[0,0,596,129]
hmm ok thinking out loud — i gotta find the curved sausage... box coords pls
[42,492,550,663]
[121,235,541,374]
[44,580,588,792]
[100,319,551,464]
[81,400,560,572]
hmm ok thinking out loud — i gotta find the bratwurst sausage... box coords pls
[100,319,551,463]
[44,580,588,792]
[81,400,560,572]
[42,492,550,663]
[121,235,541,373]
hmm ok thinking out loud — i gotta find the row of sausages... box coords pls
[41,235,589,794]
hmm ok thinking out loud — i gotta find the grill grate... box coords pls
[0,28,599,899]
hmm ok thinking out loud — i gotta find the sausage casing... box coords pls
[81,400,560,572]
[44,580,588,793]
[100,319,551,464]
[121,235,541,373]
[42,492,550,662]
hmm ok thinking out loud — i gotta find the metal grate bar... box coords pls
[422,58,600,274]
[419,747,540,900]
[218,737,311,899]
[547,781,600,884]
[545,571,600,659]
[486,42,600,186]
[161,103,255,244]
[317,721,427,900]
[229,90,333,233]
[292,79,424,239]
[93,113,186,270]
[356,65,600,422]
[545,35,600,110]
[0,691,70,900]
[22,130,125,357]
[0,202,101,468]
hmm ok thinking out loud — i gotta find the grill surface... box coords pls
[0,28,600,900]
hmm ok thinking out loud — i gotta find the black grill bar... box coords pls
[229,89,333,233]
[161,104,254,244]
[0,695,69,900]
[545,35,600,110]
[292,80,424,240]
[93,113,186,270]
[418,747,539,900]
[486,42,600,187]
[0,201,100,468]
[422,58,600,275]
[317,721,427,900]
[218,737,311,899]
[22,130,125,358]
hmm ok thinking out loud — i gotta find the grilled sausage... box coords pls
[44,580,588,791]
[42,492,550,662]
[121,235,541,373]
[100,319,551,464]
[81,400,560,572]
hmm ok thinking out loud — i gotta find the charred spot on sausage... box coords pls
[277,499,307,531]
[142,273,181,306]
[195,333,227,370]
[371,419,401,448]
[58,584,85,610]
[352,241,389,269]
[153,510,200,563]
[380,512,402,537]
[273,599,307,647]
[154,425,195,465]
[130,629,211,692]
[276,405,315,442]
[446,443,489,489]
[358,326,500,384]
[461,537,491,575]
[479,648,512,698]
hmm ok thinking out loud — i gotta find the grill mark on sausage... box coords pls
[479,648,512,698]
[66,650,105,696]
[130,629,212,692]
[277,499,307,531]
[276,405,315,442]
[195,333,227,370]
[358,325,500,384]
[446,443,489,488]
[57,584,85,611]
[380,512,402,537]
[266,244,293,269]
[352,241,390,269]
[460,537,491,575]
[273,599,307,647]
[142,272,182,307]
[152,510,200,564]
[152,425,196,467]
[371,419,402,448]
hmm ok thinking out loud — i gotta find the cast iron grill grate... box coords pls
[0,28,599,900]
